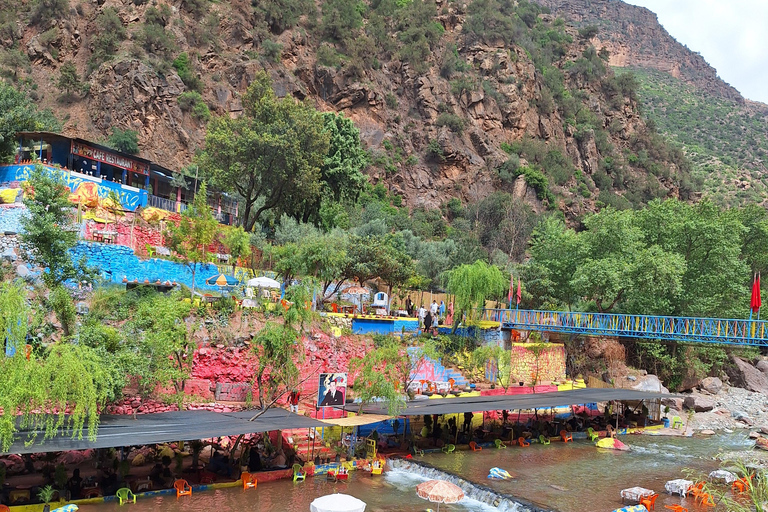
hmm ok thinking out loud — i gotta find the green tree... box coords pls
[165,182,218,296]
[107,128,139,155]
[222,226,252,264]
[0,83,59,161]
[56,61,82,98]
[447,260,507,329]
[199,71,330,231]
[321,0,363,42]
[350,337,439,416]
[528,216,581,309]
[20,165,89,288]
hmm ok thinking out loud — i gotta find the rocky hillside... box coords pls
[0,0,695,217]
[533,0,743,102]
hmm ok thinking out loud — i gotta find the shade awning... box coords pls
[2,408,326,455]
[318,414,393,427]
[360,388,677,417]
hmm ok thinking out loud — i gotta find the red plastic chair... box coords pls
[560,430,573,443]
[469,441,482,451]
[664,506,687,512]
[241,472,257,490]
[517,437,530,447]
[640,493,659,511]
[174,479,192,498]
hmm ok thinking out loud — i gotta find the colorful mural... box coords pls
[0,164,147,211]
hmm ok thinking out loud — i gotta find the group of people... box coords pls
[404,298,454,335]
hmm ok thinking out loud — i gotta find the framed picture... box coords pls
[317,373,347,408]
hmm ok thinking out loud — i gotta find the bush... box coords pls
[496,155,520,185]
[426,139,445,162]
[450,77,475,98]
[435,113,464,134]
[577,25,598,40]
[261,39,282,63]
[385,93,398,109]
[138,22,176,57]
[30,0,69,27]
[172,53,201,91]
[107,128,139,155]
[57,61,82,98]
[518,165,552,202]
[317,43,342,67]
[88,8,126,73]
[178,91,211,122]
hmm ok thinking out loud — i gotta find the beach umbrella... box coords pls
[309,493,366,512]
[51,505,79,512]
[416,480,465,512]
[205,274,239,287]
[247,276,281,288]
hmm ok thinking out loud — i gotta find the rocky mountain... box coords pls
[0,0,695,218]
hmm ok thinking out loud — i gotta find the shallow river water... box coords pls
[76,432,752,512]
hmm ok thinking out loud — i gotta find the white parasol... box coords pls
[309,493,366,512]
[247,276,281,288]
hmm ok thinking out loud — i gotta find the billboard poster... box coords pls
[317,373,347,408]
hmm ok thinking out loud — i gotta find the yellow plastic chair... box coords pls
[494,439,507,449]
[587,427,599,442]
[441,444,456,454]
[116,488,136,505]
[293,463,306,482]
[538,434,550,445]
[671,416,683,429]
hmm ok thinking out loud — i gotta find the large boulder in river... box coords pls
[756,359,768,376]
[726,356,768,396]
[699,377,723,395]
[683,395,716,412]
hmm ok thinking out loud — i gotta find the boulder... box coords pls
[761,425,768,436]
[727,356,768,395]
[661,397,684,411]
[756,359,768,376]
[631,374,669,394]
[683,395,715,412]
[732,411,754,424]
[699,377,723,395]
[699,429,716,435]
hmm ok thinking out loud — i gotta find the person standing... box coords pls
[424,310,432,336]
[418,304,427,329]
[439,300,445,318]
[406,296,413,316]
[289,389,301,413]
[430,300,438,317]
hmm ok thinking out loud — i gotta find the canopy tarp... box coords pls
[2,408,326,455]
[360,388,677,417]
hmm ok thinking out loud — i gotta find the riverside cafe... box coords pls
[10,132,238,223]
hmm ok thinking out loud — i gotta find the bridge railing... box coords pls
[482,308,768,345]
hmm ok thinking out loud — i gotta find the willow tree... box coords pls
[0,282,120,451]
[350,338,439,417]
[447,260,507,330]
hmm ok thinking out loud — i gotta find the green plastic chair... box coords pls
[538,434,550,445]
[116,488,136,505]
[441,444,456,454]
[671,416,683,429]
[494,439,507,449]
[587,427,599,442]
[293,463,306,482]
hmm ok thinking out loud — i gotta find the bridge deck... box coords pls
[483,309,768,346]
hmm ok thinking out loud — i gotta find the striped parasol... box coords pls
[205,274,239,287]
[416,480,464,511]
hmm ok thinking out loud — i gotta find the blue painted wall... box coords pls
[0,164,147,210]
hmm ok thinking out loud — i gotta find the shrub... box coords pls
[450,77,475,98]
[138,22,176,57]
[107,128,139,154]
[88,8,126,73]
[172,53,201,91]
[317,43,342,67]
[496,155,520,185]
[426,139,445,162]
[261,39,282,63]
[178,91,210,121]
[577,25,598,40]
[56,61,82,98]
[145,5,171,26]
[30,0,69,27]
[518,165,552,202]
[435,113,464,134]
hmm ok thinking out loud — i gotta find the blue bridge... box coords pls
[482,309,768,347]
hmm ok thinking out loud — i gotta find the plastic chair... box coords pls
[586,427,599,442]
[441,444,456,454]
[517,437,530,447]
[469,441,482,451]
[412,447,424,456]
[671,416,683,429]
[639,493,659,511]
[664,506,687,512]
[293,463,306,482]
[0,505,9,512]
[494,439,507,449]
[560,430,573,443]
[696,492,714,506]
[116,488,136,505]
[241,472,257,490]
[174,479,192,498]
[538,434,550,445]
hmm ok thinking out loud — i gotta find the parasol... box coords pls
[596,437,630,451]
[247,276,281,288]
[309,493,366,512]
[205,274,239,287]
[416,480,465,512]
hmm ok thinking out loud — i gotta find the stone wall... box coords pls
[0,205,25,234]
[509,343,566,385]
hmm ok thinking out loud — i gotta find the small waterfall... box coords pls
[388,458,558,512]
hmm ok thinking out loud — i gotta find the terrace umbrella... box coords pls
[205,274,239,287]
[247,276,280,288]
[310,493,366,512]
[416,480,465,512]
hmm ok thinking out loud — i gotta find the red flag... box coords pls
[508,275,514,303]
[516,278,522,305]
[752,273,762,313]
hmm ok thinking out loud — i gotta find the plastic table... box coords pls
[621,486,655,503]
[665,478,693,496]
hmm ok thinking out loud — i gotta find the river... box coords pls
[75,432,753,512]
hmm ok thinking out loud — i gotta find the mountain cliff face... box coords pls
[0,0,694,218]
[533,0,743,102]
